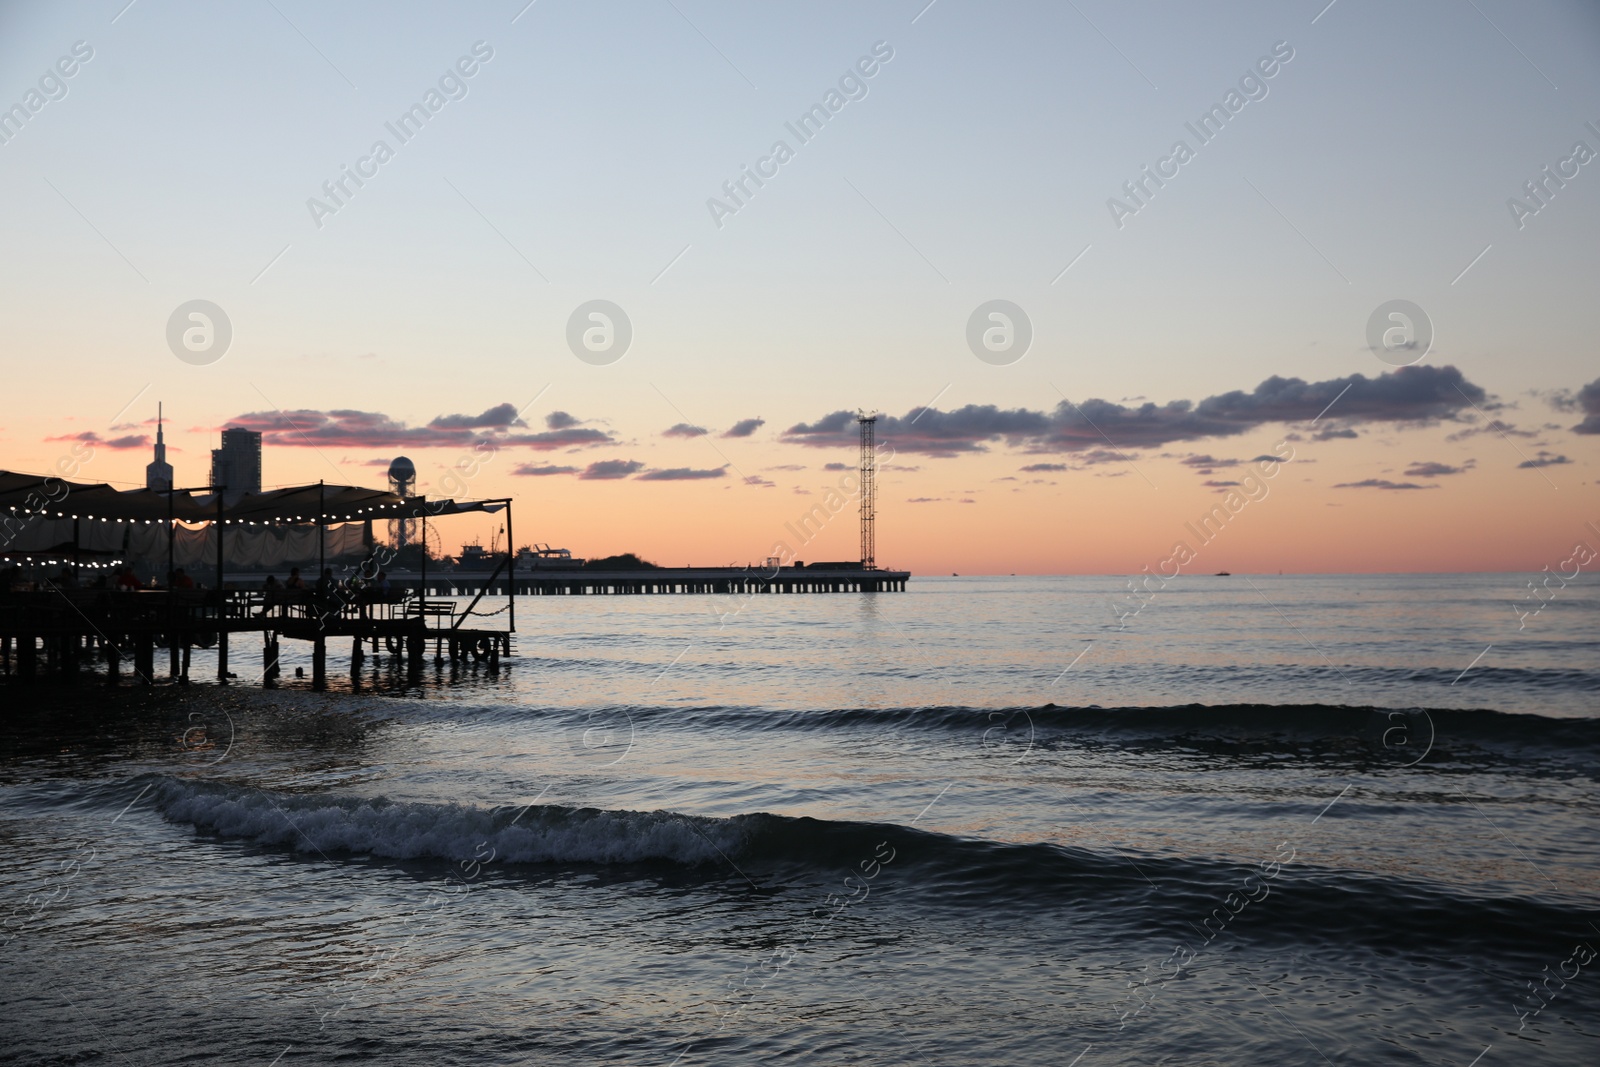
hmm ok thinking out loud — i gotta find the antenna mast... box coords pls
[858,411,877,569]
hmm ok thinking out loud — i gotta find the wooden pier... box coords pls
[0,587,511,688]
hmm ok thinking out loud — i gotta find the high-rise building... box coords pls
[210,427,262,503]
[144,403,173,491]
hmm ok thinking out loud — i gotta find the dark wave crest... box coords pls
[139,775,1595,966]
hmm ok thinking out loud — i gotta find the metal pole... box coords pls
[420,510,428,604]
[216,488,227,684]
[166,489,175,586]
[505,499,515,634]
[215,489,225,591]
[318,480,325,579]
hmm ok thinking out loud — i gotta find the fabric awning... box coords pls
[0,472,505,525]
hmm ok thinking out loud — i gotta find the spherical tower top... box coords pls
[387,456,417,498]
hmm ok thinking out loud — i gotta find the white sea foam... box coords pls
[150,778,741,866]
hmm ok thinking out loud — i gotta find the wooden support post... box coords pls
[106,641,121,684]
[312,633,327,690]
[218,632,229,684]
[135,633,154,683]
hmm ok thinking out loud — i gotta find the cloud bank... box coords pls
[221,405,615,451]
[784,366,1489,457]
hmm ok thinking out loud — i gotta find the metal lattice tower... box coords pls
[387,456,417,549]
[858,412,877,569]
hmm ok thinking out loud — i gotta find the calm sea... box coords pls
[1,574,1596,1065]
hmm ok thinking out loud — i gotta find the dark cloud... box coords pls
[47,430,150,450]
[579,459,645,480]
[1202,480,1241,488]
[1020,463,1070,472]
[723,418,766,438]
[1334,479,1436,490]
[221,409,469,449]
[503,427,616,450]
[513,463,579,476]
[822,462,852,471]
[1445,417,1538,441]
[1518,452,1572,469]
[1541,389,1579,413]
[1198,365,1489,422]
[637,465,728,481]
[785,405,1049,458]
[429,403,524,430]
[223,404,611,451]
[1181,454,1239,468]
[1251,455,1285,465]
[1312,426,1359,440]
[1403,460,1472,477]
[907,497,945,503]
[1573,378,1600,434]
[663,423,709,438]
[766,464,806,471]
[784,366,1488,457]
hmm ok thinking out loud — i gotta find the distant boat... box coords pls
[525,544,585,570]
[454,541,586,572]
[453,540,502,572]
[1215,571,1231,576]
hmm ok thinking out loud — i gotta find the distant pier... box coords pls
[411,565,911,597]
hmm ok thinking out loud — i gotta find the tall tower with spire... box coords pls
[145,403,174,491]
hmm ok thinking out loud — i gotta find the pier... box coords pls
[0,472,514,689]
[1,470,911,689]
[405,565,910,597]
[0,586,510,688]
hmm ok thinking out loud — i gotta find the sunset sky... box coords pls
[1,0,1596,574]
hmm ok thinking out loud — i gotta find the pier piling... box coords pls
[312,634,327,691]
